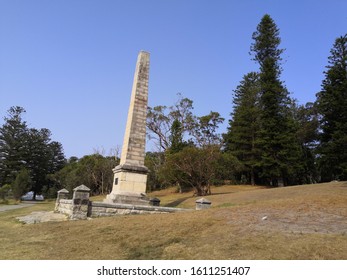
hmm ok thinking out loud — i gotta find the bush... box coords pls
[0,184,11,203]
[12,169,32,200]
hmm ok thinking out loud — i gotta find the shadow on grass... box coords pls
[164,197,192,208]
[209,192,236,196]
[163,192,239,207]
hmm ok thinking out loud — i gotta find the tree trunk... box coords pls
[250,169,255,186]
[278,177,284,187]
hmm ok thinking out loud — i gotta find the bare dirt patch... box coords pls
[215,182,347,235]
[218,206,347,235]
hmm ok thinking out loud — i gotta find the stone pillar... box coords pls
[71,185,90,220]
[54,188,69,212]
[195,198,212,210]
[105,51,151,205]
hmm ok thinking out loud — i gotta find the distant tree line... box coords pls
[1,14,346,199]
[52,152,118,196]
[0,106,66,200]
[0,106,118,201]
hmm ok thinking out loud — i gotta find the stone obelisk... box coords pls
[105,51,150,205]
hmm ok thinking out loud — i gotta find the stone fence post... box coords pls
[54,188,69,212]
[71,185,91,220]
[149,197,161,206]
[195,198,212,210]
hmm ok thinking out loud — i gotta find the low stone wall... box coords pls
[90,202,189,217]
[56,200,190,219]
[55,185,210,220]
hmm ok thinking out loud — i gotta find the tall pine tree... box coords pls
[224,72,261,185]
[250,14,301,186]
[0,106,28,186]
[0,106,66,197]
[316,34,347,181]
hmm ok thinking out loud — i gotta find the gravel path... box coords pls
[0,202,68,224]
[0,203,36,212]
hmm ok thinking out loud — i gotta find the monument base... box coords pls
[111,164,148,192]
[104,192,160,206]
[104,164,160,206]
[104,191,150,205]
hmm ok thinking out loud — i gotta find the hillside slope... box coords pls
[0,182,346,259]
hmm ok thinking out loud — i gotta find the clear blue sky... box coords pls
[1,0,346,158]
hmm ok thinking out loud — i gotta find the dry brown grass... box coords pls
[0,182,346,260]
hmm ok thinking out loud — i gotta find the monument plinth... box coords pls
[105,51,151,205]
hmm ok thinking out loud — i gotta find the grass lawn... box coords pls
[0,181,346,259]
